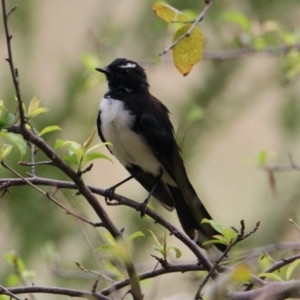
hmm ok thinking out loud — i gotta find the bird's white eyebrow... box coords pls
[119,63,136,69]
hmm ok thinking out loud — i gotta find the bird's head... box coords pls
[96,58,149,93]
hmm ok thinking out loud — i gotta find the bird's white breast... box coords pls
[99,97,163,177]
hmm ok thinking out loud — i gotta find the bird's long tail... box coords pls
[168,185,226,252]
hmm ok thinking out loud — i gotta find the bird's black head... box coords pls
[96,58,149,93]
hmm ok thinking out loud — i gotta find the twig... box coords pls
[0,285,111,300]
[159,0,214,56]
[194,221,260,299]
[18,160,54,166]
[1,0,25,125]
[101,262,205,296]
[1,160,102,228]
[0,285,22,300]
[263,254,300,275]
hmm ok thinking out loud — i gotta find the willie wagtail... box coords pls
[96,58,225,251]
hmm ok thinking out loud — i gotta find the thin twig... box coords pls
[1,160,100,227]
[159,0,214,56]
[0,285,111,300]
[194,221,260,299]
[0,285,22,300]
[1,0,25,125]
[18,160,54,166]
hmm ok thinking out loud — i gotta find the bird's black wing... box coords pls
[136,98,226,251]
[97,111,113,155]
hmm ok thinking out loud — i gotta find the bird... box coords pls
[95,58,225,252]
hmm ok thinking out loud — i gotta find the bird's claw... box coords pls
[103,188,115,201]
[137,201,148,217]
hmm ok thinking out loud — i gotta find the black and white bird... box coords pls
[96,58,225,251]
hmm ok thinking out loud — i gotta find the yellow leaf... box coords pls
[231,264,252,282]
[28,96,40,114]
[152,3,187,23]
[83,128,96,149]
[172,25,203,76]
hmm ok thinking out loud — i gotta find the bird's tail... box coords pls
[168,185,226,252]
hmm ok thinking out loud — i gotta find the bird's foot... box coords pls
[136,201,148,218]
[103,187,115,201]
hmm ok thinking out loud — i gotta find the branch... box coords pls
[264,254,300,275]
[0,174,216,273]
[1,161,100,227]
[226,280,300,300]
[0,285,110,300]
[101,262,205,296]
[159,0,214,56]
[0,285,21,300]
[1,0,25,125]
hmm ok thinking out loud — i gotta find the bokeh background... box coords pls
[0,0,300,299]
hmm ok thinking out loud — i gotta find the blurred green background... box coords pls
[0,0,300,299]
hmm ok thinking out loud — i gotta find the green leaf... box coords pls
[96,244,116,252]
[202,219,224,234]
[152,3,187,23]
[186,105,205,124]
[258,272,283,282]
[172,25,203,76]
[38,125,62,137]
[0,109,15,129]
[85,142,113,154]
[27,96,49,119]
[81,152,112,167]
[103,232,116,246]
[63,155,79,165]
[83,129,96,149]
[220,11,251,32]
[6,274,19,287]
[0,132,27,158]
[126,231,145,242]
[286,259,300,280]
[148,230,162,247]
[4,251,26,272]
[0,144,13,159]
[223,228,238,242]
[172,247,182,258]
[202,239,227,246]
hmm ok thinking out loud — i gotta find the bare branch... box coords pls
[1,0,25,125]
[1,160,99,227]
[0,285,110,300]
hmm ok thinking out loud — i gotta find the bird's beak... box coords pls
[95,67,111,75]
